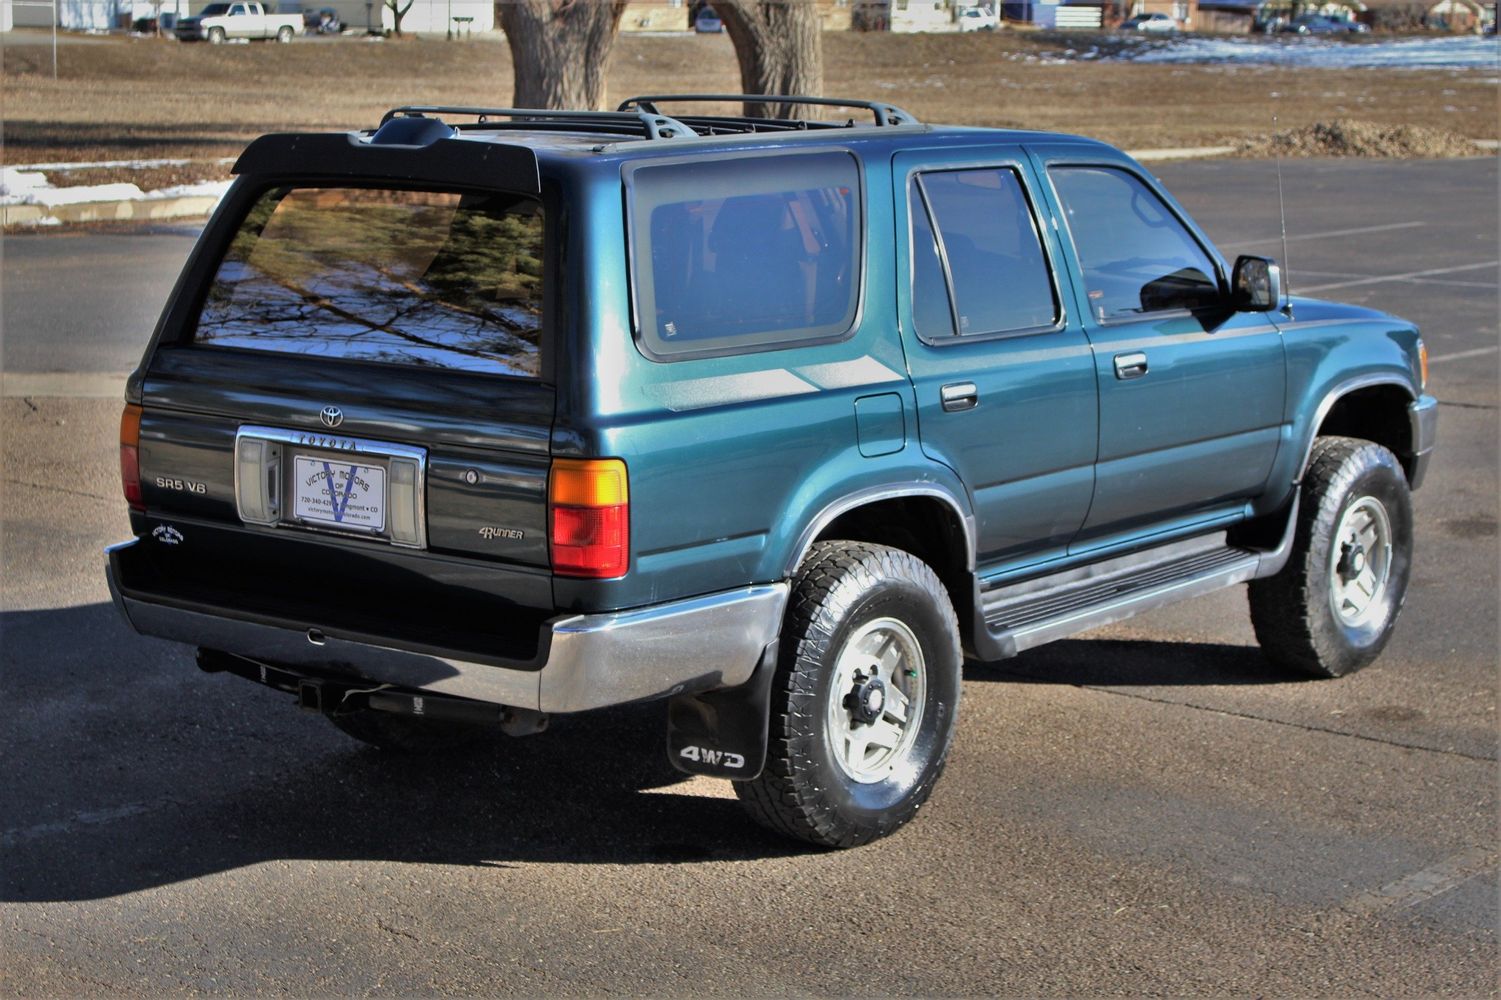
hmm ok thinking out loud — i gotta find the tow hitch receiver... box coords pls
[195,648,549,735]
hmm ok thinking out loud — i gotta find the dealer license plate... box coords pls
[291,455,387,533]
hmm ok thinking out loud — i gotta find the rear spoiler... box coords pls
[232,132,541,196]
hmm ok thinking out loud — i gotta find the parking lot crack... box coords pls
[1076,685,1496,763]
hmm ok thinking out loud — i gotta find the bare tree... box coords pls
[498,0,630,110]
[710,0,824,119]
[384,0,415,35]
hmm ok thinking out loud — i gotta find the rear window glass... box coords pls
[628,152,862,359]
[194,187,545,377]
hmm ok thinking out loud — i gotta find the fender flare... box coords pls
[784,483,977,577]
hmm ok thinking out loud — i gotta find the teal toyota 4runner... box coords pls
[108,97,1437,847]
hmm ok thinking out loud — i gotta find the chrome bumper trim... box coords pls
[1408,394,1437,490]
[107,543,787,713]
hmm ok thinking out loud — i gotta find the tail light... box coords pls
[120,403,144,511]
[549,458,628,578]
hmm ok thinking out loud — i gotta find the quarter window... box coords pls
[1050,166,1221,322]
[628,152,862,359]
[909,168,1058,339]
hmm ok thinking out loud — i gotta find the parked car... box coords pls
[1121,11,1179,31]
[302,5,342,33]
[958,7,1000,31]
[693,8,724,32]
[175,1,301,42]
[1283,13,1369,33]
[108,95,1435,849]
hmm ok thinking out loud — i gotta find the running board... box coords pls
[975,533,1264,661]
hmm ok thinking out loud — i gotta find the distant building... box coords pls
[1121,0,1199,28]
[1001,0,1109,28]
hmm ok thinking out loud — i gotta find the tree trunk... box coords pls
[384,0,414,35]
[498,0,629,110]
[710,0,824,119]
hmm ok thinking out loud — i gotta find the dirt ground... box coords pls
[2,30,1495,187]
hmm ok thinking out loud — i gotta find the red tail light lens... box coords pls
[120,403,144,511]
[549,458,629,578]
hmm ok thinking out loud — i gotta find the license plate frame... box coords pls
[234,426,429,549]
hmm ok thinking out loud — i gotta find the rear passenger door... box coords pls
[1028,147,1286,550]
[893,149,1098,573]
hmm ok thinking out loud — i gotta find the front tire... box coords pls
[206,26,225,43]
[1249,436,1414,678]
[735,541,962,848]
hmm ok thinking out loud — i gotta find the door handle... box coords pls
[1113,352,1149,380]
[940,382,978,412]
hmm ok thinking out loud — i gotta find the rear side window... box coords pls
[1049,166,1221,322]
[628,151,861,359]
[910,168,1059,339]
[194,187,545,377]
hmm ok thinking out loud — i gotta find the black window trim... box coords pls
[176,176,557,384]
[1045,160,1230,328]
[904,162,1068,349]
[622,146,868,364]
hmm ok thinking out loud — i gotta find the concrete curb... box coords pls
[1,194,223,228]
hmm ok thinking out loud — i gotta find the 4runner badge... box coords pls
[479,526,525,541]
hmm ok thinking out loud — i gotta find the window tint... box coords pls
[630,152,861,358]
[1050,166,1221,322]
[911,168,1057,338]
[195,187,544,376]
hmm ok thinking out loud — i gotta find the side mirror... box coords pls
[1232,254,1283,312]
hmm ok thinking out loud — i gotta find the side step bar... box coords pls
[975,532,1274,661]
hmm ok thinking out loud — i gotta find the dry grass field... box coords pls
[2,29,1495,179]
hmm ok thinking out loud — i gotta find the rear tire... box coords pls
[1249,436,1413,678]
[276,25,294,42]
[735,541,962,848]
[328,710,489,754]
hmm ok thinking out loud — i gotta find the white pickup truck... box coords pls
[175,2,301,43]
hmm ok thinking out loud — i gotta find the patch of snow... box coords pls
[0,166,231,210]
[1121,35,1499,70]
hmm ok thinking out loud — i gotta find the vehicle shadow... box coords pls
[965,637,1308,687]
[0,603,811,904]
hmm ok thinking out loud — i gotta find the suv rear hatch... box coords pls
[115,134,559,663]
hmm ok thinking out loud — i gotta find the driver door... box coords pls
[1027,147,1287,551]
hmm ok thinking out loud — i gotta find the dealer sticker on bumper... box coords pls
[292,456,386,532]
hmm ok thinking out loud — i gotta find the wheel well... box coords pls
[813,497,974,640]
[1315,385,1414,479]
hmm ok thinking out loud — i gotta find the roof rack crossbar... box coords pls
[379,105,697,141]
[616,94,920,129]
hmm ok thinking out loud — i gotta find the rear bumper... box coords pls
[1408,394,1438,490]
[107,539,787,713]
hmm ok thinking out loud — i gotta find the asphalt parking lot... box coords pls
[1,157,1496,995]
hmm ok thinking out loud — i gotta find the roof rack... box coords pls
[378,105,697,141]
[616,95,921,131]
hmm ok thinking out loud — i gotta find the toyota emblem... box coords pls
[319,405,344,428]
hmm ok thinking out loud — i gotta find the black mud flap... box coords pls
[667,642,778,780]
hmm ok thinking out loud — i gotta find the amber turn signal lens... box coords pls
[1418,341,1429,391]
